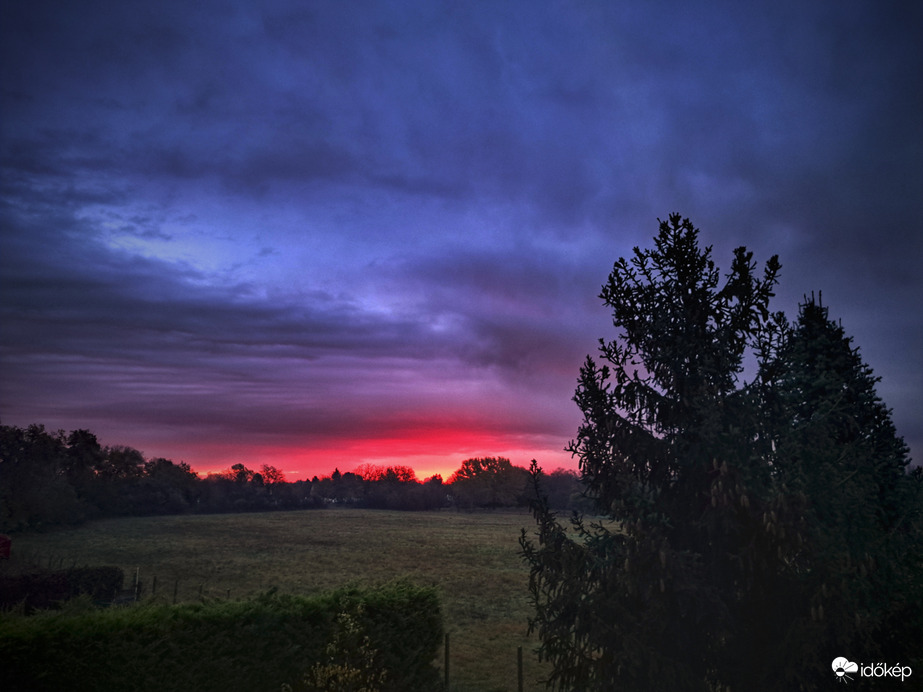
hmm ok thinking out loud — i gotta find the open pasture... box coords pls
[7,508,550,692]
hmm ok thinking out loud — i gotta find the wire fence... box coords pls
[126,569,535,691]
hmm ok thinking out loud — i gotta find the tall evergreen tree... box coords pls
[755,296,922,684]
[521,216,921,691]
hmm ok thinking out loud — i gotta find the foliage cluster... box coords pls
[521,215,922,690]
[291,605,388,692]
[0,425,213,529]
[448,457,530,508]
[0,580,442,692]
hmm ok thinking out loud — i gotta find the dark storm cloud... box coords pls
[2,2,614,217]
[0,227,478,448]
[2,0,920,470]
[384,247,606,377]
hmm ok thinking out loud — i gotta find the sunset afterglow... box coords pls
[1,1,920,479]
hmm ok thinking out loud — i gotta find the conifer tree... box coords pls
[754,296,922,684]
[521,216,921,691]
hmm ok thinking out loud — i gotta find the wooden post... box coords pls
[172,579,179,605]
[152,575,157,595]
[444,633,450,690]
[517,646,523,692]
[134,567,141,601]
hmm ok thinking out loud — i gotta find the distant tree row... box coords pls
[317,458,587,512]
[0,424,317,529]
[0,430,585,531]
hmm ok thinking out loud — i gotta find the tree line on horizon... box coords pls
[0,426,585,530]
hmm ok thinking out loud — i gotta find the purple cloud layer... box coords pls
[2,0,920,475]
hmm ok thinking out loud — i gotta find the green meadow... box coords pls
[5,508,550,692]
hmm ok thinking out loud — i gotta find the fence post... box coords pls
[518,646,523,692]
[152,575,157,596]
[173,579,179,605]
[444,633,450,690]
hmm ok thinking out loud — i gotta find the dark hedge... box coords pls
[0,566,124,612]
[0,580,442,692]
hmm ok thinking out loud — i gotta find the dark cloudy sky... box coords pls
[2,1,921,479]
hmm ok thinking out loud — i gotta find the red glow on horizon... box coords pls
[176,426,575,482]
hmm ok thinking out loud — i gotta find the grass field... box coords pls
[5,508,551,692]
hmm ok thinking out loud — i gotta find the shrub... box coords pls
[0,580,442,692]
[0,566,124,612]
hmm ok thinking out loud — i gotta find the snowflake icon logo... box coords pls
[832,657,858,683]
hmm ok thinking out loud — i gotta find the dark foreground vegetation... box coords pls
[0,579,442,692]
[0,565,124,613]
[4,509,540,691]
[522,215,923,690]
[0,424,586,531]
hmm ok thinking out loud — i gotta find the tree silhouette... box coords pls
[750,295,922,684]
[0,424,82,529]
[259,464,286,485]
[520,215,922,691]
[450,457,528,508]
